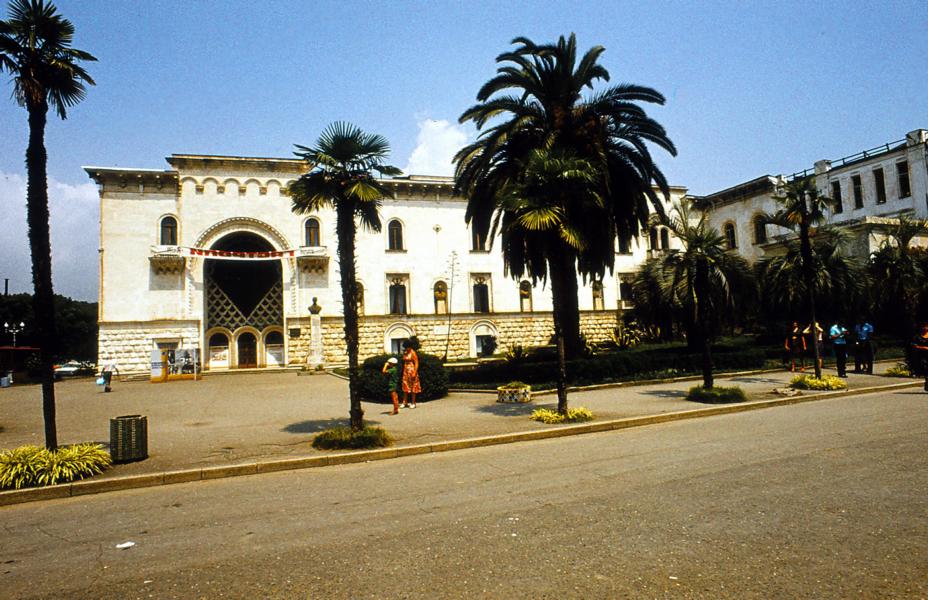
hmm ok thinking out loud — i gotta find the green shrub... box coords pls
[505,344,529,363]
[885,363,912,377]
[357,352,448,403]
[499,380,530,389]
[311,426,393,450]
[611,322,643,349]
[789,374,848,391]
[0,443,111,490]
[449,345,767,388]
[530,407,594,424]
[686,385,747,404]
[479,335,498,357]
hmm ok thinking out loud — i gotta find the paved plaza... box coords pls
[0,363,910,481]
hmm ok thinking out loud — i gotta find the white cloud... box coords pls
[403,118,469,177]
[0,172,99,301]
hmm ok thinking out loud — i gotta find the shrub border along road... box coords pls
[1,377,921,507]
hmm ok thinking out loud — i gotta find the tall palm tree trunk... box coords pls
[695,260,714,389]
[550,247,583,359]
[548,248,576,414]
[336,203,363,430]
[799,222,823,379]
[25,99,59,450]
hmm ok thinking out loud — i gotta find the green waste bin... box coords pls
[110,415,148,463]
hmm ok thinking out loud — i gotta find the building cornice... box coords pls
[166,154,309,174]
[83,166,179,189]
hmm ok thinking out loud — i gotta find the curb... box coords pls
[450,358,906,396]
[0,379,921,508]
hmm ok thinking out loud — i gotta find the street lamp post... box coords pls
[4,321,25,347]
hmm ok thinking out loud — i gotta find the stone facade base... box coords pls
[101,312,620,373]
[289,310,620,364]
[99,321,200,374]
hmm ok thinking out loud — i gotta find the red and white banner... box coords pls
[151,246,325,261]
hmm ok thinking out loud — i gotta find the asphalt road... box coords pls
[1,389,926,599]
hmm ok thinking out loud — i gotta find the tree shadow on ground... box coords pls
[727,376,784,384]
[639,389,688,399]
[281,417,384,434]
[471,402,541,417]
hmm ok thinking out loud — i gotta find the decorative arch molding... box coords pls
[469,319,499,357]
[193,217,293,254]
[383,322,416,353]
[189,217,296,301]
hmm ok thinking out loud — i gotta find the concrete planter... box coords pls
[496,385,532,403]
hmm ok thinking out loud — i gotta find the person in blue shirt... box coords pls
[854,319,874,374]
[829,322,849,377]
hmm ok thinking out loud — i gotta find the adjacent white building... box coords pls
[86,155,686,373]
[700,129,928,260]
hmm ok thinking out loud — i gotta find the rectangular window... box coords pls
[472,275,491,313]
[471,227,487,252]
[388,276,408,315]
[873,168,886,204]
[852,175,863,209]
[897,161,911,198]
[618,275,634,308]
[617,236,630,254]
[830,181,843,214]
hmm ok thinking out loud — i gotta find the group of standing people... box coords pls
[785,319,874,377]
[381,339,421,414]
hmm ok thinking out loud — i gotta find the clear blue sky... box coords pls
[1,0,926,300]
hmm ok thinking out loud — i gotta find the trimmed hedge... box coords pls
[357,352,448,403]
[686,385,747,404]
[311,426,393,450]
[449,345,767,388]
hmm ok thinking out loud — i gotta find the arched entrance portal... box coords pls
[205,232,284,369]
[237,332,258,368]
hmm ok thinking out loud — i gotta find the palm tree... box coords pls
[868,216,928,340]
[755,228,867,334]
[1,0,95,450]
[493,147,604,412]
[455,33,675,364]
[289,122,401,431]
[762,177,835,379]
[651,202,753,389]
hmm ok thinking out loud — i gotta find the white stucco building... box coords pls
[699,128,928,260]
[86,154,687,373]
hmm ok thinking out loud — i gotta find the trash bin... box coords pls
[110,415,148,463]
[0,376,8,388]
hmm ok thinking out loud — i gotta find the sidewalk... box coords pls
[0,361,919,503]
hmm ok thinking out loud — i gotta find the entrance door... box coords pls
[237,332,257,368]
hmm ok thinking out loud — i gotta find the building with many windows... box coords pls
[86,154,686,373]
[699,129,928,261]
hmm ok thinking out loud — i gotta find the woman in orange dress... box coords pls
[401,340,421,408]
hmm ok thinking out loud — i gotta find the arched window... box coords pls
[723,223,737,250]
[387,220,404,251]
[519,280,533,312]
[753,216,767,244]
[592,281,605,311]
[160,216,178,245]
[649,227,659,250]
[660,228,670,251]
[304,218,321,246]
[434,281,448,315]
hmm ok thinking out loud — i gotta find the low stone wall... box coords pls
[98,321,200,374]
[301,311,619,364]
[101,312,620,371]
